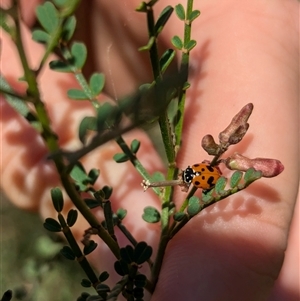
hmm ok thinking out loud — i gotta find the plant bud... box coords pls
[201,134,219,155]
[219,103,253,146]
[225,153,284,177]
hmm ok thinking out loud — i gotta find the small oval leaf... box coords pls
[70,42,87,69]
[35,2,59,34]
[175,4,185,20]
[214,176,227,193]
[189,9,201,22]
[67,88,89,100]
[187,196,201,216]
[120,245,134,264]
[78,116,97,144]
[116,208,127,220]
[244,168,262,184]
[51,187,64,212]
[81,279,92,287]
[32,29,50,43]
[185,39,197,52]
[173,212,186,222]
[43,218,62,232]
[67,209,78,227]
[60,246,76,260]
[130,139,141,154]
[99,271,109,282]
[49,60,73,72]
[83,240,98,255]
[230,171,243,188]
[134,274,147,288]
[160,49,175,73]
[113,153,129,163]
[154,6,174,35]
[171,35,183,50]
[62,16,76,41]
[134,242,153,264]
[102,186,113,199]
[89,73,105,96]
[142,206,161,223]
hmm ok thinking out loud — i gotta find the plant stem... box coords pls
[175,0,194,151]
[11,1,121,259]
[146,4,175,164]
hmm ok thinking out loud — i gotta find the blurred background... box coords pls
[1,192,94,301]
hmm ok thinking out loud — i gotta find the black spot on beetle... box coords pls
[207,176,215,187]
[206,165,215,172]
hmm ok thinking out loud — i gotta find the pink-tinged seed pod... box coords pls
[225,153,284,177]
[201,134,220,155]
[219,103,253,146]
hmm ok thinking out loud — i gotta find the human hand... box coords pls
[1,0,299,301]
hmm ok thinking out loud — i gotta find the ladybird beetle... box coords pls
[182,163,221,190]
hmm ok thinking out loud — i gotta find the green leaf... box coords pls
[134,242,152,264]
[187,196,201,216]
[67,209,78,227]
[154,6,174,35]
[175,4,185,20]
[0,75,31,118]
[70,162,95,191]
[244,168,262,184]
[89,73,105,96]
[35,2,59,34]
[159,49,175,73]
[133,287,144,299]
[43,218,62,232]
[87,169,100,185]
[130,139,141,154]
[114,259,129,276]
[120,245,134,264]
[32,29,50,43]
[96,283,110,294]
[85,198,101,209]
[102,186,113,199]
[49,60,73,72]
[142,206,161,223]
[138,36,156,51]
[116,208,127,220]
[67,88,89,100]
[214,176,227,194]
[183,82,190,90]
[83,240,98,255]
[188,9,201,22]
[113,153,129,163]
[171,35,183,50]
[51,187,64,212]
[185,39,197,52]
[202,191,214,203]
[134,274,147,288]
[97,102,121,130]
[81,279,92,288]
[173,212,186,222]
[99,271,109,282]
[135,2,147,12]
[62,16,76,41]
[70,42,87,69]
[230,171,243,188]
[78,116,97,144]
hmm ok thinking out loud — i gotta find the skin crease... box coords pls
[0,0,299,300]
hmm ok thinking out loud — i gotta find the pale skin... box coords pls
[0,0,299,300]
